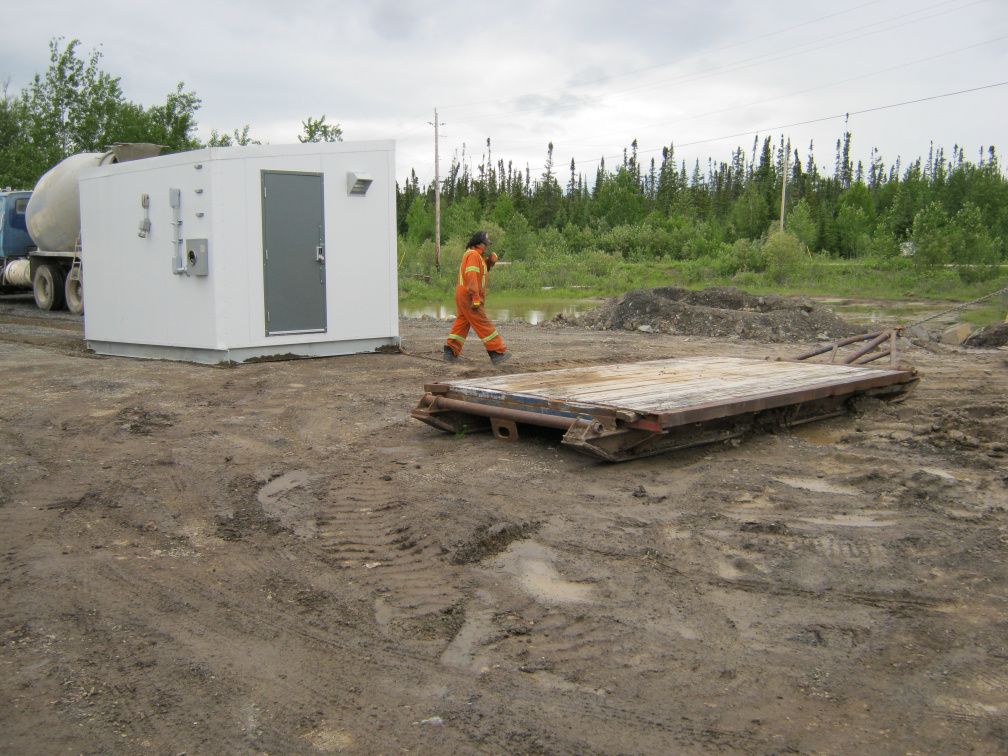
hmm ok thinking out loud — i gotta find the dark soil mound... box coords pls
[963,322,1008,348]
[573,286,859,343]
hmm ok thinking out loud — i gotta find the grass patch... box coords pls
[398,236,1008,327]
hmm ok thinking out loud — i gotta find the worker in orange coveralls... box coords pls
[444,230,511,366]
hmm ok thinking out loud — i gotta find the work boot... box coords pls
[489,350,511,366]
[443,345,460,363]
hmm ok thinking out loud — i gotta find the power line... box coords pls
[411,79,1008,181]
[551,33,1008,151]
[361,108,432,142]
[592,0,986,106]
[448,0,978,127]
[388,2,1000,183]
[439,0,896,112]
[571,80,1008,169]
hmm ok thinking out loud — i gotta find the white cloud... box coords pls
[3,0,1006,186]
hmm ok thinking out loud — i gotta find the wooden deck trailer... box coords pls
[412,331,919,461]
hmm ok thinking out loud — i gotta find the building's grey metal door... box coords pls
[261,171,326,335]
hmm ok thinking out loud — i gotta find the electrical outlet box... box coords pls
[186,238,209,276]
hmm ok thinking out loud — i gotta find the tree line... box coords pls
[0,38,341,190]
[398,132,1007,282]
[2,38,1003,284]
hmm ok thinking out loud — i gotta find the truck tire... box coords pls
[33,264,66,311]
[65,266,84,315]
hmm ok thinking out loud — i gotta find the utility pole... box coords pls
[429,109,445,272]
[780,137,790,232]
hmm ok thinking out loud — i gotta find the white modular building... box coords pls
[78,141,398,363]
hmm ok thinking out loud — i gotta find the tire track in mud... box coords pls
[443,676,764,755]
[568,517,943,611]
[804,534,891,566]
[27,571,244,751]
[428,532,769,753]
[300,507,771,752]
[14,495,855,754]
[66,550,451,749]
[313,477,465,644]
[703,575,948,611]
[78,547,687,754]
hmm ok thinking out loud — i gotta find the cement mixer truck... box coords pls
[0,143,162,315]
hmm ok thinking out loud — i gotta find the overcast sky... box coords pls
[4,0,1007,188]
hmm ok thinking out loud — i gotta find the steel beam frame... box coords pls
[411,332,919,461]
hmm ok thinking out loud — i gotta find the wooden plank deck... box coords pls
[413,357,919,461]
[439,357,914,420]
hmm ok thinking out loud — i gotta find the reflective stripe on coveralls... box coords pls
[445,247,505,356]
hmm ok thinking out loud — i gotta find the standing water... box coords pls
[400,298,598,325]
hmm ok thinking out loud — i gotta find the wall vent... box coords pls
[347,171,373,196]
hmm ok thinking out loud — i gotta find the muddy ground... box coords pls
[1,292,1007,755]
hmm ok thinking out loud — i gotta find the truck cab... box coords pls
[0,190,35,264]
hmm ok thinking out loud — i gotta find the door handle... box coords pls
[316,246,325,263]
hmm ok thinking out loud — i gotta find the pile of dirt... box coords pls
[572,286,860,343]
[963,322,1008,348]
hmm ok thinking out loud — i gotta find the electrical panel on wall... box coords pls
[186,238,209,276]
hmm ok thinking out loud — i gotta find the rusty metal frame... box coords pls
[792,327,904,369]
[411,333,919,461]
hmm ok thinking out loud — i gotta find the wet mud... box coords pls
[1,294,1007,755]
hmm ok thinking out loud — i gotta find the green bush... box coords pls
[835,204,872,258]
[784,199,818,250]
[730,186,771,240]
[441,196,481,240]
[583,248,618,278]
[404,196,433,244]
[684,222,729,260]
[502,212,534,261]
[598,224,670,260]
[954,202,1004,283]
[729,237,768,272]
[911,202,952,269]
[490,193,516,229]
[533,227,571,261]
[396,205,1006,306]
[865,230,901,258]
[764,230,808,285]
[731,270,762,290]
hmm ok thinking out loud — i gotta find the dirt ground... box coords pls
[1,291,1007,755]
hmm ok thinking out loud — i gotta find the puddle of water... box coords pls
[378,444,427,460]
[790,426,848,445]
[922,467,968,482]
[644,617,700,641]
[812,298,942,327]
[374,598,392,627]
[798,514,898,528]
[527,670,607,697]
[776,476,860,496]
[494,541,594,605]
[311,725,353,752]
[439,606,495,672]
[401,298,597,325]
[257,470,310,505]
[256,470,317,538]
[715,559,749,580]
[665,527,692,540]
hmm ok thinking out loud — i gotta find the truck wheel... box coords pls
[65,267,84,315]
[33,264,66,311]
